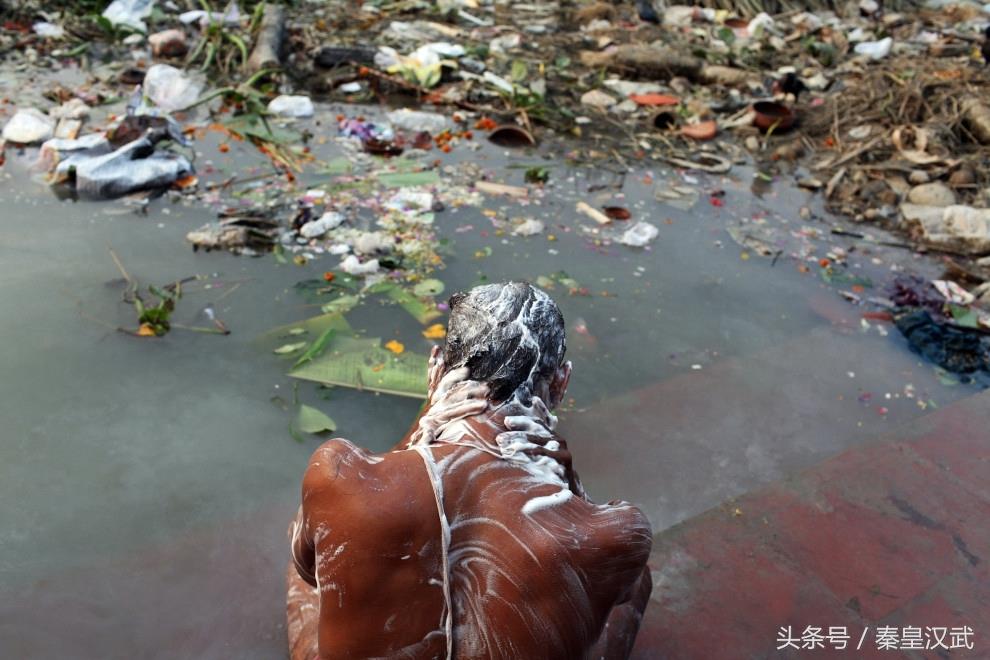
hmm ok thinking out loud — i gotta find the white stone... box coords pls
[900,204,990,255]
[907,182,956,207]
[267,95,314,118]
[580,89,616,109]
[2,108,55,144]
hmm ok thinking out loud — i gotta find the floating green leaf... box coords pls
[321,294,361,315]
[819,267,872,288]
[295,404,337,434]
[259,312,353,344]
[524,166,550,184]
[949,304,980,329]
[274,341,307,354]
[510,60,528,83]
[290,336,429,398]
[222,113,300,144]
[412,279,445,297]
[320,157,353,175]
[386,286,441,324]
[294,328,336,368]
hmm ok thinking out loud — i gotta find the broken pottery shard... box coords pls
[149,29,189,58]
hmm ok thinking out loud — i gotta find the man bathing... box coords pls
[287,282,652,659]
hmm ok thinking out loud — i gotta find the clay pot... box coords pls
[752,101,795,132]
[652,111,676,130]
[681,120,718,140]
[488,125,536,148]
[602,206,631,220]
[363,138,404,157]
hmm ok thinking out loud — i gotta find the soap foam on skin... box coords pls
[396,284,614,658]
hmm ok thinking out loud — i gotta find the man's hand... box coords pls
[407,351,490,447]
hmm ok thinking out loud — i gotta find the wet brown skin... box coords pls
[287,412,653,660]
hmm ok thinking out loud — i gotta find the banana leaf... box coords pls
[289,335,428,399]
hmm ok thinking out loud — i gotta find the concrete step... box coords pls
[631,389,990,659]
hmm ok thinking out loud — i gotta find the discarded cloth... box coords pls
[895,311,990,374]
[46,129,193,199]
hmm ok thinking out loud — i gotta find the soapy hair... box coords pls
[442,282,566,403]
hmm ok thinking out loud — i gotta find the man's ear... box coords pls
[548,361,572,408]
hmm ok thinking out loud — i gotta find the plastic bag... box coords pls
[618,221,659,247]
[143,64,204,112]
[102,0,156,32]
[854,37,893,59]
[339,255,380,275]
[33,22,65,38]
[179,0,241,27]
[300,212,345,238]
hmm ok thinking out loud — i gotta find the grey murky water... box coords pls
[0,101,980,658]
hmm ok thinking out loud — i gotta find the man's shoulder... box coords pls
[523,490,652,567]
[302,439,432,506]
[303,438,375,491]
[302,440,440,551]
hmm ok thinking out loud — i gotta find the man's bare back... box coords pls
[290,428,652,658]
[287,283,653,659]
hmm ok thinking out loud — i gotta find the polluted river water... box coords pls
[0,101,982,658]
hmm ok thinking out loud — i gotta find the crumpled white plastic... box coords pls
[854,37,893,60]
[143,64,204,112]
[339,255,380,275]
[618,221,659,247]
[101,0,156,32]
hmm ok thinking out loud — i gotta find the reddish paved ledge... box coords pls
[632,390,990,660]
